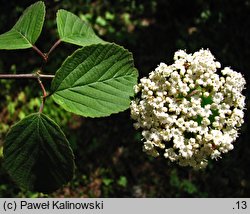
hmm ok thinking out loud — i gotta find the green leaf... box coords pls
[3,113,75,193]
[117,176,127,187]
[51,43,138,118]
[0,1,45,50]
[56,9,106,46]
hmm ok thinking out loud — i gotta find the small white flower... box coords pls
[164,148,178,162]
[130,48,246,169]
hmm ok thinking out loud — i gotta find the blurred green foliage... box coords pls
[0,0,250,197]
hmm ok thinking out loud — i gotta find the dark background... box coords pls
[0,0,249,197]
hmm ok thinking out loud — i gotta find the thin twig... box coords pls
[0,73,54,79]
[32,45,47,62]
[46,39,61,59]
[0,72,54,113]
[37,78,47,97]
[37,73,47,113]
[32,40,62,63]
[39,93,46,113]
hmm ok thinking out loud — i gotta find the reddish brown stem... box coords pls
[32,40,61,63]
[32,45,47,62]
[46,39,61,59]
[37,76,47,113]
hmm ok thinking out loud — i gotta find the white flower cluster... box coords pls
[130,49,246,169]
